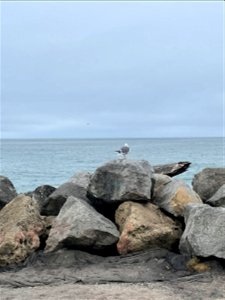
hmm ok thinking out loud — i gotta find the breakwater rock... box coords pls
[0,176,17,209]
[0,195,44,266]
[0,160,225,287]
[192,168,225,202]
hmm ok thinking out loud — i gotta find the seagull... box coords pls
[115,143,130,158]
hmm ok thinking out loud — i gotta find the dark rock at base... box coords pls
[0,248,194,287]
[0,176,17,209]
[45,196,119,253]
[88,159,153,203]
[41,172,92,216]
[192,168,225,202]
[206,184,225,207]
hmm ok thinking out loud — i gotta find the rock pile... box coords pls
[0,160,225,273]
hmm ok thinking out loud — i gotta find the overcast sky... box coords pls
[1,1,224,138]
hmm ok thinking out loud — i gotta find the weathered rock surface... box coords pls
[192,168,225,202]
[152,173,172,196]
[41,172,92,216]
[69,172,92,186]
[88,159,153,203]
[0,176,17,209]
[153,161,191,177]
[45,196,119,252]
[115,201,182,255]
[179,203,225,259]
[28,185,56,211]
[0,194,44,266]
[152,179,202,217]
[206,184,225,207]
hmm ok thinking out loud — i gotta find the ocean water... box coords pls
[0,138,224,193]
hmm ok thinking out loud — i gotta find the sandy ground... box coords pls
[1,280,225,300]
[0,283,184,300]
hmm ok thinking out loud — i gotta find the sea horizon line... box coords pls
[1,136,224,141]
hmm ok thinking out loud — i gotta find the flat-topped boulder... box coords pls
[152,178,202,217]
[0,194,44,266]
[87,159,153,203]
[192,168,225,202]
[115,201,182,255]
[41,172,92,216]
[45,196,119,253]
[0,176,17,209]
[179,203,225,259]
[153,161,191,177]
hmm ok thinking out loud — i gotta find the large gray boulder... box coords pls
[41,172,92,216]
[206,184,225,207]
[192,168,225,202]
[87,159,153,203]
[179,203,225,259]
[0,194,44,266]
[0,176,17,209]
[152,178,202,217]
[45,196,119,252]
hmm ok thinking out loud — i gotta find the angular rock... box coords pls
[153,161,191,177]
[179,203,225,259]
[152,179,202,217]
[206,184,225,207]
[152,173,172,196]
[88,159,153,203]
[0,194,44,266]
[0,176,17,209]
[192,168,225,202]
[45,196,119,252]
[41,172,92,216]
[69,172,92,186]
[115,201,182,255]
[28,185,56,211]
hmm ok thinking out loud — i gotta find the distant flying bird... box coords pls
[115,143,130,158]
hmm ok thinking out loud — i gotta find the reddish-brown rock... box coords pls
[0,194,45,266]
[115,201,182,255]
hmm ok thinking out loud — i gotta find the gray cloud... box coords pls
[1,1,223,138]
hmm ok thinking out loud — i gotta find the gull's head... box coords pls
[124,143,129,147]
